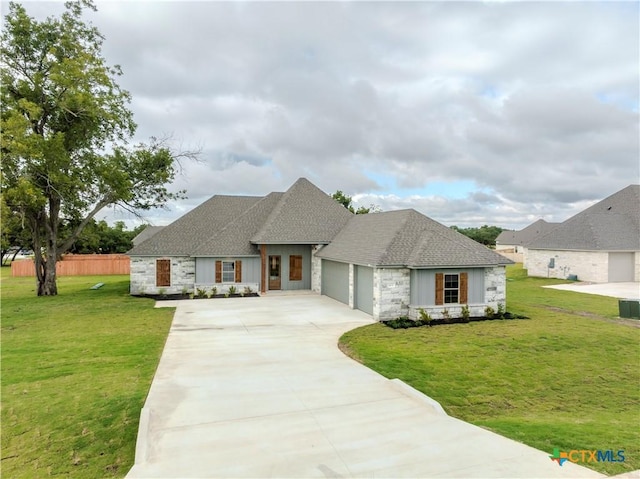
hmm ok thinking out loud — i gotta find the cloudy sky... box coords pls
[9,1,640,230]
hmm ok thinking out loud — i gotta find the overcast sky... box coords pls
[9,1,640,230]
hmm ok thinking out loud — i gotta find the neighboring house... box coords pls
[128,178,512,320]
[495,219,559,253]
[525,185,640,282]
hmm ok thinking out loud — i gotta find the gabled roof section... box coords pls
[192,192,284,256]
[132,225,164,246]
[251,177,353,244]
[317,209,512,268]
[127,195,261,256]
[528,185,640,251]
[496,219,559,246]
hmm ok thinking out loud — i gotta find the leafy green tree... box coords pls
[451,225,504,247]
[1,1,196,295]
[331,190,380,214]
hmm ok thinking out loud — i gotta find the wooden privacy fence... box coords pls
[11,254,130,277]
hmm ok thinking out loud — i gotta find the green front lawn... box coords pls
[1,269,173,478]
[340,265,640,476]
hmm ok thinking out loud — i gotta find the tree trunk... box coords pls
[38,253,58,296]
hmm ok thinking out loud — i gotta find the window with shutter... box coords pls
[222,261,235,283]
[156,259,171,287]
[289,255,303,281]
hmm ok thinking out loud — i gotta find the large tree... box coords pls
[1,1,195,295]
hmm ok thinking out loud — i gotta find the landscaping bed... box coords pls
[384,312,529,329]
[134,292,260,301]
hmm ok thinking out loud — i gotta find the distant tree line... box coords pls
[450,225,504,247]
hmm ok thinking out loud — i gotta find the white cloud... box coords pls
[6,0,638,230]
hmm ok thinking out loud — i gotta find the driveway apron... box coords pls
[127,294,602,478]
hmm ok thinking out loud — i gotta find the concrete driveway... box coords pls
[127,294,602,478]
[543,282,640,300]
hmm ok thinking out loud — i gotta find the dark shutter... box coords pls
[215,261,222,283]
[235,260,242,283]
[460,272,468,304]
[289,255,302,281]
[156,259,171,287]
[435,273,444,305]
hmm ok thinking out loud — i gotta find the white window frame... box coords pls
[444,273,459,304]
[222,261,235,283]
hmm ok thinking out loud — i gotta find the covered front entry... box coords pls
[321,259,349,305]
[259,244,312,293]
[355,265,374,315]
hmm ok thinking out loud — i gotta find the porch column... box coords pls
[260,244,267,294]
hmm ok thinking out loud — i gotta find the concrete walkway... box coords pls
[127,294,602,478]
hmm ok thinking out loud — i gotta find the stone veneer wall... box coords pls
[311,245,323,293]
[129,256,195,295]
[525,249,608,283]
[484,266,507,308]
[373,268,410,321]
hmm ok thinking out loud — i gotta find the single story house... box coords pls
[524,184,640,283]
[128,178,512,320]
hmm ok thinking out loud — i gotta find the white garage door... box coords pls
[608,253,634,282]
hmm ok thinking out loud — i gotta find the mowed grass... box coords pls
[1,268,174,478]
[340,264,640,475]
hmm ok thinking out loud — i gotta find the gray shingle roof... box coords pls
[128,178,353,256]
[528,185,640,251]
[191,193,284,256]
[127,195,262,256]
[317,209,513,268]
[496,219,559,247]
[132,226,164,246]
[251,178,353,244]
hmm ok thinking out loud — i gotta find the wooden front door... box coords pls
[268,255,281,290]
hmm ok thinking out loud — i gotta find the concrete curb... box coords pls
[133,406,151,465]
[389,378,448,416]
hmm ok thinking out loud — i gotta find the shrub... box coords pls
[196,287,208,299]
[484,306,496,319]
[210,286,218,296]
[384,316,419,329]
[497,303,505,319]
[441,308,451,320]
[158,288,166,297]
[228,285,237,295]
[461,304,470,321]
[418,308,433,326]
[243,286,253,295]
[181,286,190,296]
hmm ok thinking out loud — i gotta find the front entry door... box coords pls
[268,255,281,290]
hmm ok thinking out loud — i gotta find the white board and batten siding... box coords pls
[410,268,485,305]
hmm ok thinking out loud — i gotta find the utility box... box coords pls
[619,299,640,319]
